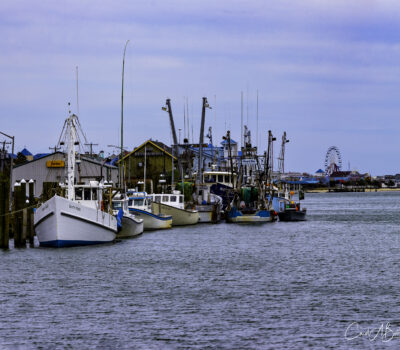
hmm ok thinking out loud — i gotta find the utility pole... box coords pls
[84,142,99,156]
[49,145,61,153]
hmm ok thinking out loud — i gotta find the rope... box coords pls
[0,203,39,218]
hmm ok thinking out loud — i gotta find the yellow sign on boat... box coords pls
[46,160,65,168]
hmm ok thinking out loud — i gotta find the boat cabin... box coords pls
[149,192,184,210]
[202,171,237,187]
[70,181,103,210]
[127,191,153,212]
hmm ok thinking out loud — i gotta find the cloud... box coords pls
[2,0,400,173]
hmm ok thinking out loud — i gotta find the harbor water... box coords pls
[1,191,400,349]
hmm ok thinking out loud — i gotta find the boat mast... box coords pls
[163,99,183,191]
[67,115,77,201]
[196,97,209,192]
[120,39,129,188]
[223,130,234,189]
[144,143,146,193]
[266,130,276,194]
[278,131,289,181]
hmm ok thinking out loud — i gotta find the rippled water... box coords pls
[1,192,400,349]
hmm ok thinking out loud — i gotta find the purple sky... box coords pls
[2,0,400,175]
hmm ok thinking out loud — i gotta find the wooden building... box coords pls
[120,140,177,192]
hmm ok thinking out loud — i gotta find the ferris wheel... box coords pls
[325,146,342,175]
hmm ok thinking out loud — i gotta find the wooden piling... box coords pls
[28,180,34,245]
[13,181,27,248]
[20,180,27,247]
[22,208,27,242]
[0,179,10,249]
[13,184,22,247]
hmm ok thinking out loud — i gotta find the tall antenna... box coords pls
[183,97,186,140]
[76,66,80,117]
[120,39,130,187]
[186,96,189,141]
[246,83,249,126]
[241,91,243,148]
[256,89,259,150]
[214,94,217,147]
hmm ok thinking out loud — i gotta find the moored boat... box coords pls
[112,194,144,238]
[274,195,307,222]
[150,192,199,226]
[225,206,274,223]
[127,191,172,230]
[34,114,117,247]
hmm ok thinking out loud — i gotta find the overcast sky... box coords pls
[1,0,400,175]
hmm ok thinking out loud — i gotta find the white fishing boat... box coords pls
[34,114,117,247]
[193,184,222,223]
[149,192,199,226]
[127,191,172,230]
[112,194,144,238]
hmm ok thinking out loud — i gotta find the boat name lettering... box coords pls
[69,204,81,211]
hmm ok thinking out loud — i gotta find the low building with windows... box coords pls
[12,152,118,197]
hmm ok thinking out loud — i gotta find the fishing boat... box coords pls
[204,170,236,209]
[271,190,307,222]
[193,184,222,223]
[277,199,307,221]
[34,114,117,247]
[112,193,144,237]
[225,186,275,223]
[224,128,277,224]
[273,132,307,222]
[149,192,199,226]
[127,191,172,230]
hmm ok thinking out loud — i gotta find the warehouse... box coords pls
[12,152,118,197]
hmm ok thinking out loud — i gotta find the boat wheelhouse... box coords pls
[127,191,172,230]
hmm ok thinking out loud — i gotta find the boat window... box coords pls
[84,188,91,200]
[154,196,161,203]
[134,199,144,206]
[75,188,83,200]
[170,196,176,202]
[218,175,223,182]
[224,175,228,183]
[112,202,122,210]
[208,175,216,182]
[91,188,97,200]
[128,199,133,206]
[163,196,169,202]
[179,196,183,203]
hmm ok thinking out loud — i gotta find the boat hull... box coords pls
[152,203,199,226]
[34,195,117,247]
[278,209,307,222]
[128,208,172,230]
[117,214,144,238]
[196,204,220,223]
[226,207,273,224]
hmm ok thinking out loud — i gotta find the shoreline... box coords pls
[306,188,400,193]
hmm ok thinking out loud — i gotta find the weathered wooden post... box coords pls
[13,181,21,248]
[0,179,7,249]
[28,179,34,245]
[20,179,27,246]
